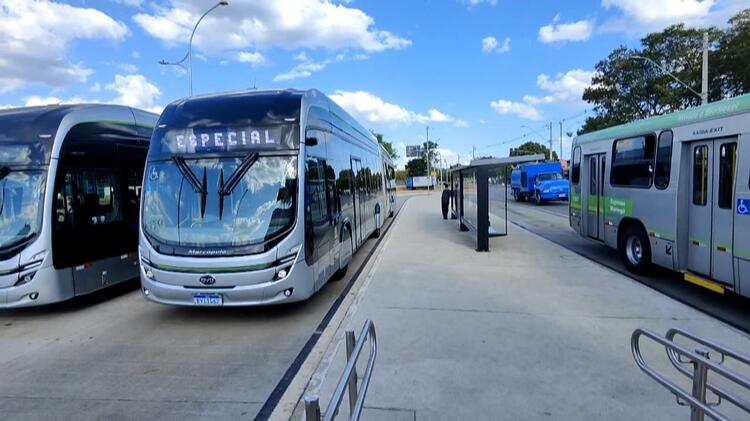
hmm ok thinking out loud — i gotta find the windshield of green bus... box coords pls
[537,173,562,181]
[0,169,45,251]
[142,154,298,253]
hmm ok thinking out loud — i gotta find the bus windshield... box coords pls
[537,173,562,181]
[142,155,298,253]
[0,169,45,251]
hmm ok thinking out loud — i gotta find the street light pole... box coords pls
[630,55,705,104]
[158,1,228,96]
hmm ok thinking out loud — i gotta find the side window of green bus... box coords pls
[718,142,737,210]
[571,147,581,184]
[610,134,656,188]
[654,130,673,189]
[692,145,708,206]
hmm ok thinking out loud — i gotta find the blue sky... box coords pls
[1,0,747,167]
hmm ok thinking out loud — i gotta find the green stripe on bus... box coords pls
[151,261,274,273]
[570,193,582,209]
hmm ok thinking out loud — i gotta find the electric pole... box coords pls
[426,126,431,191]
[702,32,709,105]
[548,122,553,161]
[559,120,564,162]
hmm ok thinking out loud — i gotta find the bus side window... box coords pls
[654,130,673,189]
[693,145,708,206]
[305,158,327,261]
[718,143,737,209]
[571,147,581,184]
[610,134,656,188]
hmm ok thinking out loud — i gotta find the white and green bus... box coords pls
[570,93,750,298]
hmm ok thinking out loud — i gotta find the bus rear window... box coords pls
[610,135,656,188]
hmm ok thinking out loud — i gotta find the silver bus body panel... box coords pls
[139,89,385,307]
[0,105,157,308]
[571,94,750,298]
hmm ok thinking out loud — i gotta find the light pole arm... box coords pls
[630,56,703,99]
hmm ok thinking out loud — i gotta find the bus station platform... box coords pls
[273,193,750,420]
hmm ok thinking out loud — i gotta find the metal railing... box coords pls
[631,328,750,421]
[305,320,377,421]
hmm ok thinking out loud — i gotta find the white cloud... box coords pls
[464,0,497,6]
[90,82,102,93]
[538,17,594,43]
[524,69,595,106]
[132,51,141,59]
[107,74,163,113]
[0,0,128,93]
[273,53,347,81]
[453,119,469,128]
[490,100,543,121]
[237,51,267,66]
[113,0,145,7]
[119,63,139,73]
[481,36,498,52]
[427,109,454,123]
[482,36,510,53]
[490,68,595,121]
[329,90,460,127]
[134,0,410,54]
[601,0,745,33]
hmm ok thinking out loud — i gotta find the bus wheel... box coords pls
[621,226,651,274]
[535,191,542,205]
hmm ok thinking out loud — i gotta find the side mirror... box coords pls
[306,137,318,146]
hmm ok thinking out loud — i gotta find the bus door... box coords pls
[350,158,364,247]
[687,138,737,285]
[586,154,606,240]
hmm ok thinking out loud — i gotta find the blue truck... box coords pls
[510,162,568,204]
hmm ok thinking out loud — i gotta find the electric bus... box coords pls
[570,93,750,298]
[138,89,387,306]
[0,104,157,308]
[381,144,396,218]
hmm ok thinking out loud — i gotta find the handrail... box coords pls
[305,320,377,421]
[665,328,750,412]
[631,328,750,421]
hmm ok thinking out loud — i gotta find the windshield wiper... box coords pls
[172,157,208,218]
[218,152,259,219]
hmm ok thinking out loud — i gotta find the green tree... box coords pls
[372,132,399,159]
[714,9,750,97]
[405,158,426,177]
[421,140,439,168]
[579,9,750,134]
[510,141,558,161]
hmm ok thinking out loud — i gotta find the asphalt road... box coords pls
[0,198,405,421]
[489,184,750,333]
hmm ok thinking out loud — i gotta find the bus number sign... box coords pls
[161,125,290,154]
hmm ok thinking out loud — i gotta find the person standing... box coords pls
[441,183,451,219]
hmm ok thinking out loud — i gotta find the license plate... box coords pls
[192,293,223,306]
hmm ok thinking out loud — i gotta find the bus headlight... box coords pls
[144,266,154,279]
[14,271,36,287]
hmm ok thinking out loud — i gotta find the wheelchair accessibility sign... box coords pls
[738,199,750,216]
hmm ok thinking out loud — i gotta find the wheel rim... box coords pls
[626,235,643,266]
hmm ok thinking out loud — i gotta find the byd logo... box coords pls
[199,275,216,286]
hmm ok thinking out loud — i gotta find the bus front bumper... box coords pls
[540,191,568,201]
[0,267,74,308]
[139,263,314,307]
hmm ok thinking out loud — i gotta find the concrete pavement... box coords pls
[280,193,750,420]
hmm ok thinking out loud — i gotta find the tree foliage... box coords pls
[580,8,750,134]
[405,158,426,177]
[510,141,558,161]
[372,132,399,159]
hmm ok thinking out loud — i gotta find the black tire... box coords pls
[620,225,651,274]
[535,191,542,205]
[371,227,380,238]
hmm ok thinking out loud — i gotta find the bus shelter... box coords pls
[449,154,544,252]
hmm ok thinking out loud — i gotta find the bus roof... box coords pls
[575,92,750,144]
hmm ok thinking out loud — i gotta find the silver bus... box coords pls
[570,93,750,298]
[381,144,396,218]
[0,104,157,308]
[138,89,388,306]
